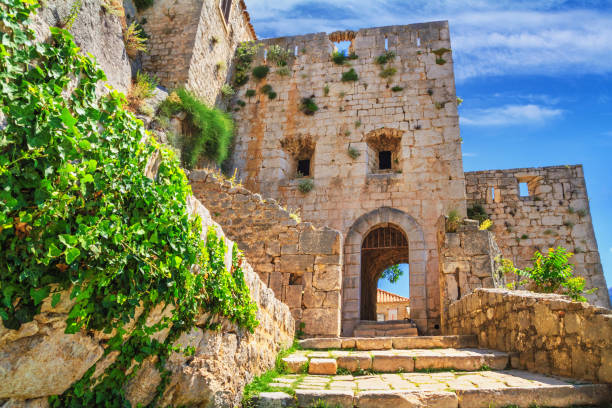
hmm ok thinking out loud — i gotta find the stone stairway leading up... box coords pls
[353,320,418,337]
[253,335,612,407]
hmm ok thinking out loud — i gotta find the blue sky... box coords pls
[245,0,612,297]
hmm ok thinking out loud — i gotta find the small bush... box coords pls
[391,86,403,92]
[236,100,246,107]
[252,65,270,79]
[134,0,153,10]
[348,146,360,159]
[379,67,397,78]
[577,209,588,218]
[233,42,260,86]
[127,70,158,112]
[446,210,461,233]
[501,247,596,301]
[341,68,358,82]
[332,51,347,65]
[101,0,123,16]
[521,234,529,240]
[260,84,273,95]
[456,96,463,106]
[216,60,227,72]
[276,66,291,76]
[221,84,235,96]
[245,89,256,98]
[299,97,318,115]
[479,219,493,230]
[436,58,447,65]
[124,22,147,57]
[427,88,434,96]
[298,178,314,193]
[467,204,488,223]
[268,44,291,66]
[435,101,446,110]
[564,221,575,228]
[355,120,361,128]
[323,84,330,96]
[432,47,451,57]
[375,51,396,65]
[268,91,277,100]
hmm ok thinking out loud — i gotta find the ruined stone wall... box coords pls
[0,195,294,407]
[437,220,503,328]
[189,170,343,337]
[230,21,466,335]
[139,0,255,105]
[465,165,610,307]
[445,288,612,384]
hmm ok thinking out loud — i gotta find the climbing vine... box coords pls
[0,0,257,405]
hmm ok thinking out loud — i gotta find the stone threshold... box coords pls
[284,348,509,374]
[298,335,478,350]
[255,370,612,407]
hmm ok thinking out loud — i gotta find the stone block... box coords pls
[254,392,294,408]
[371,354,415,372]
[312,265,341,291]
[282,356,308,374]
[308,358,337,375]
[356,338,392,350]
[298,338,341,349]
[279,255,314,275]
[295,390,353,408]
[357,391,458,408]
[302,308,341,337]
[299,228,341,255]
[337,355,372,372]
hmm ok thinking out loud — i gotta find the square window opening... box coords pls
[519,182,529,197]
[297,159,311,177]
[379,150,392,170]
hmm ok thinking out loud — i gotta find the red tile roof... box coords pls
[377,289,410,304]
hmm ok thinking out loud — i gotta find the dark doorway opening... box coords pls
[297,159,311,177]
[379,150,392,170]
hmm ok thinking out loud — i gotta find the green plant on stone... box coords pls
[134,0,153,10]
[467,204,488,224]
[252,65,270,80]
[260,84,273,95]
[577,208,588,218]
[348,146,360,159]
[521,234,529,239]
[0,3,258,406]
[299,97,318,115]
[268,91,277,100]
[268,44,291,66]
[216,60,227,72]
[221,83,235,97]
[124,21,147,57]
[101,0,123,16]
[245,89,256,98]
[391,86,403,92]
[355,120,362,128]
[276,66,291,76]
[432,47,451,57]
[341,68,358,82]
[436,58,447,65]
[375,50,396,65]
[127,70,158,112]
[332,50,347,65]
[298,178,314,193]
[457,96,463,106]
[379,67,397,78]
[63,0,82,29]
[446,209,461,233]
[236,100,246,107]
[159,88,234,167]
[324,84,330,96]
[233,41,260,86]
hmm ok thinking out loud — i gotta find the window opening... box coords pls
[384,37,388,50]
[379,151,392,170]
[491,187,495,201]
[220,0,232,22]
[263,49,267,62]
[334,40,352,55]
[416,36,421,47]
[388,308,397,320]
[294,45,298,56]
[297,159,311,177]
[377,313,385,322]
[519,182,529,197]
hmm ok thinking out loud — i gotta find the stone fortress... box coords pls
[135,0,611,338]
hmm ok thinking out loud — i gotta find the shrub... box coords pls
[221,84,235,96]
[467,204,488,223]
[62,0,82,29]
[160,89,234,167]
[124,22,147,57]
[446,210,461,233]
[233,41,260,86]
[101,0,123,16]
[341,68,358,82]
[216,60,227,72]
[299,97,318,115]
[252,65,270,80]
[501,247,596,301]
[245,89,256,97]
[391,86,403,92]
[521,234,529,240]
[298,178,314,193]
[348,146,360,159]
[0,4,257,406]
[379,67,397,78]
[436,58,447,65]
[134,0,153,10]
[456,96,463,106]
[375,50,396,65]
[276,66,291,76]
[268,44,291,66]
[127,70,158,112]
[332,50,347,65]
[432,47,451,57]
[268,91,277,100]
[323,84,330,96]
[260,84,273,94]
[236,100,246,107]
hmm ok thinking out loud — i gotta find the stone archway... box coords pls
[342,207,427,336]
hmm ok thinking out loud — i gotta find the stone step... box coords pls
[283,348,510,375]
[354,320,417,329]
[298,335,477,350]
[255,370,612,407]
[353,327,418,337]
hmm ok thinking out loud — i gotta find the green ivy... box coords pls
[0,0,257,405]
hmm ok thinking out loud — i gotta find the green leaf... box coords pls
[48,243,62,258]
[78,139,91,150]
[51,293,61,307]
[150,230,158,244]
[65,247,81,264]
[30,286,50,305]
[60,107,77,129]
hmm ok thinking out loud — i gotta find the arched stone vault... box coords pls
[342,207,428,336]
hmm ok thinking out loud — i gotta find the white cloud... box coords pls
[245,1,612,81]
[460,104,563,126]
[462,152,478,157]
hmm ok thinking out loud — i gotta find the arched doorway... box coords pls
[342,207,428,336]
[361,225,409,320]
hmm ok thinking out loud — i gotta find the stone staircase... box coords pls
[254,335,612,407]
[353,320,418,337]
